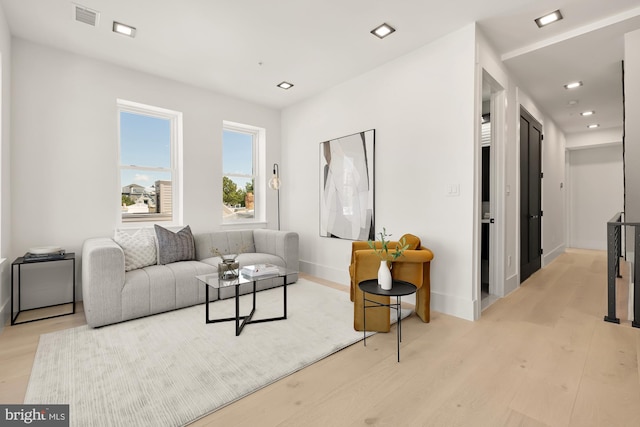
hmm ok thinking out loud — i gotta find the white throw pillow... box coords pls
[114,228,157,272]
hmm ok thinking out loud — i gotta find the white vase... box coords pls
[378,260,392,290]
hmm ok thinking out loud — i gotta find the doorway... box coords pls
[520,107,542,283]
[479,70,504,312]
[481,86,493,304]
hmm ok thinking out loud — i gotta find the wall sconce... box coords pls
[268,163,281,230]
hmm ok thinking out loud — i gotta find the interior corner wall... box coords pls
[0,5,11,331]
[281,24,478,320]
[567,144,624,250]
[624,29,640,222]
[10,39,281,302]
[476,30,567,297]
[565,127,623,149]
[476,32,522,296]
[540,117,566,265]
[476,28,512,304]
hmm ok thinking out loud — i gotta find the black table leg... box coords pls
[397,296,401,362]
[363,291,367,346]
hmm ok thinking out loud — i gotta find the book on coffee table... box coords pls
[241,264,279,277]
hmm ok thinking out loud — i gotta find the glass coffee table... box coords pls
[196,265,297,336]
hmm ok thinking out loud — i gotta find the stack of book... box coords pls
[240,264,279,277]
[24,247,66,262]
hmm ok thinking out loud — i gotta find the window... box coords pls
[118,99,182,224]
[222,121,264,223]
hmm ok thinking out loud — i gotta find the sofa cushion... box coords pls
[155,225,196,265]
[114,228,157,272]
[194,230,256,260]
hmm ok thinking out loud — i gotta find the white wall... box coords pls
[475,29,510,308]
[282,25,478,320]
[566,127,622,149]
[625,29,640,222]
[541,117,566,264]
[10,39,281,301]
[0,5,11,331]
[567,144,624,250]
[476,29,567,297]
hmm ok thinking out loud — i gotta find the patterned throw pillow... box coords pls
[154,225,196,265]
[114,228,158,272]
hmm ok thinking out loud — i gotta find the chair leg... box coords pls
[414,286,431,323]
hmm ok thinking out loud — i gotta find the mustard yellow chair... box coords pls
[349,234,434,332]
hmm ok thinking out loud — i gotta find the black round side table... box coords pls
[358,279,417,362]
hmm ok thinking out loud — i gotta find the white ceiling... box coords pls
[479,0,640,135]
[1,0,640,135]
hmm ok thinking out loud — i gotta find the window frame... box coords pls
[117,99,183,227]
[222,121,265,225]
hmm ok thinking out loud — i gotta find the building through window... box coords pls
[118,99,182,224]
[222,122,264,223]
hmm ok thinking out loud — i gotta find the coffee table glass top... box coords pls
[196,265,297,289]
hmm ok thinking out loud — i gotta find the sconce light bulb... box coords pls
[269,176,281,190]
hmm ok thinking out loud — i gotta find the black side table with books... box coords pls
[11,253,76,325]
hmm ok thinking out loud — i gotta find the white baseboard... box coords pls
[543,244,565,266]
[301,261,475,321]
[299,260,350,286]
[0,297,8,333]
[431,291,475,321]
[628,261,634,323]
[504,273,519,296]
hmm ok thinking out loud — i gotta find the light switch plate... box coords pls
[446,183,460,197]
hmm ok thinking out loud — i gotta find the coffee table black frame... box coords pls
[358,279,417,362]
[197,266,296,336]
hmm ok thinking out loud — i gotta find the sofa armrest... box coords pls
[253,229,299,271]
[81,237,126,328]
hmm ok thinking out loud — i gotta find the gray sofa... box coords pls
[81,228,299,328]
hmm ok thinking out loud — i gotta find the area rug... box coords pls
[25,279,408,426]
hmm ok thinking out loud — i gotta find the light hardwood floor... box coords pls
[1,248,639,426]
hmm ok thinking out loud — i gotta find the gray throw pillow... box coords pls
[155,225,196,265]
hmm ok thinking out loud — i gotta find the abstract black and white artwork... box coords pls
[319,129,375,240]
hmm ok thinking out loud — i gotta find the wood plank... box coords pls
[0,254,638,427]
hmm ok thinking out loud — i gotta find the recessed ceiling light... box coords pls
[277,81,294,90]
[535,10,563,28]
[564,81,583,90]
[581,111,595,116]
[371,23,396,39]
[588,124,600,129]
[113,21,136,37]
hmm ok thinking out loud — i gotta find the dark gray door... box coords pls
[520,107,542,283]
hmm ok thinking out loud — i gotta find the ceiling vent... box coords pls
[73,3,100,27]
